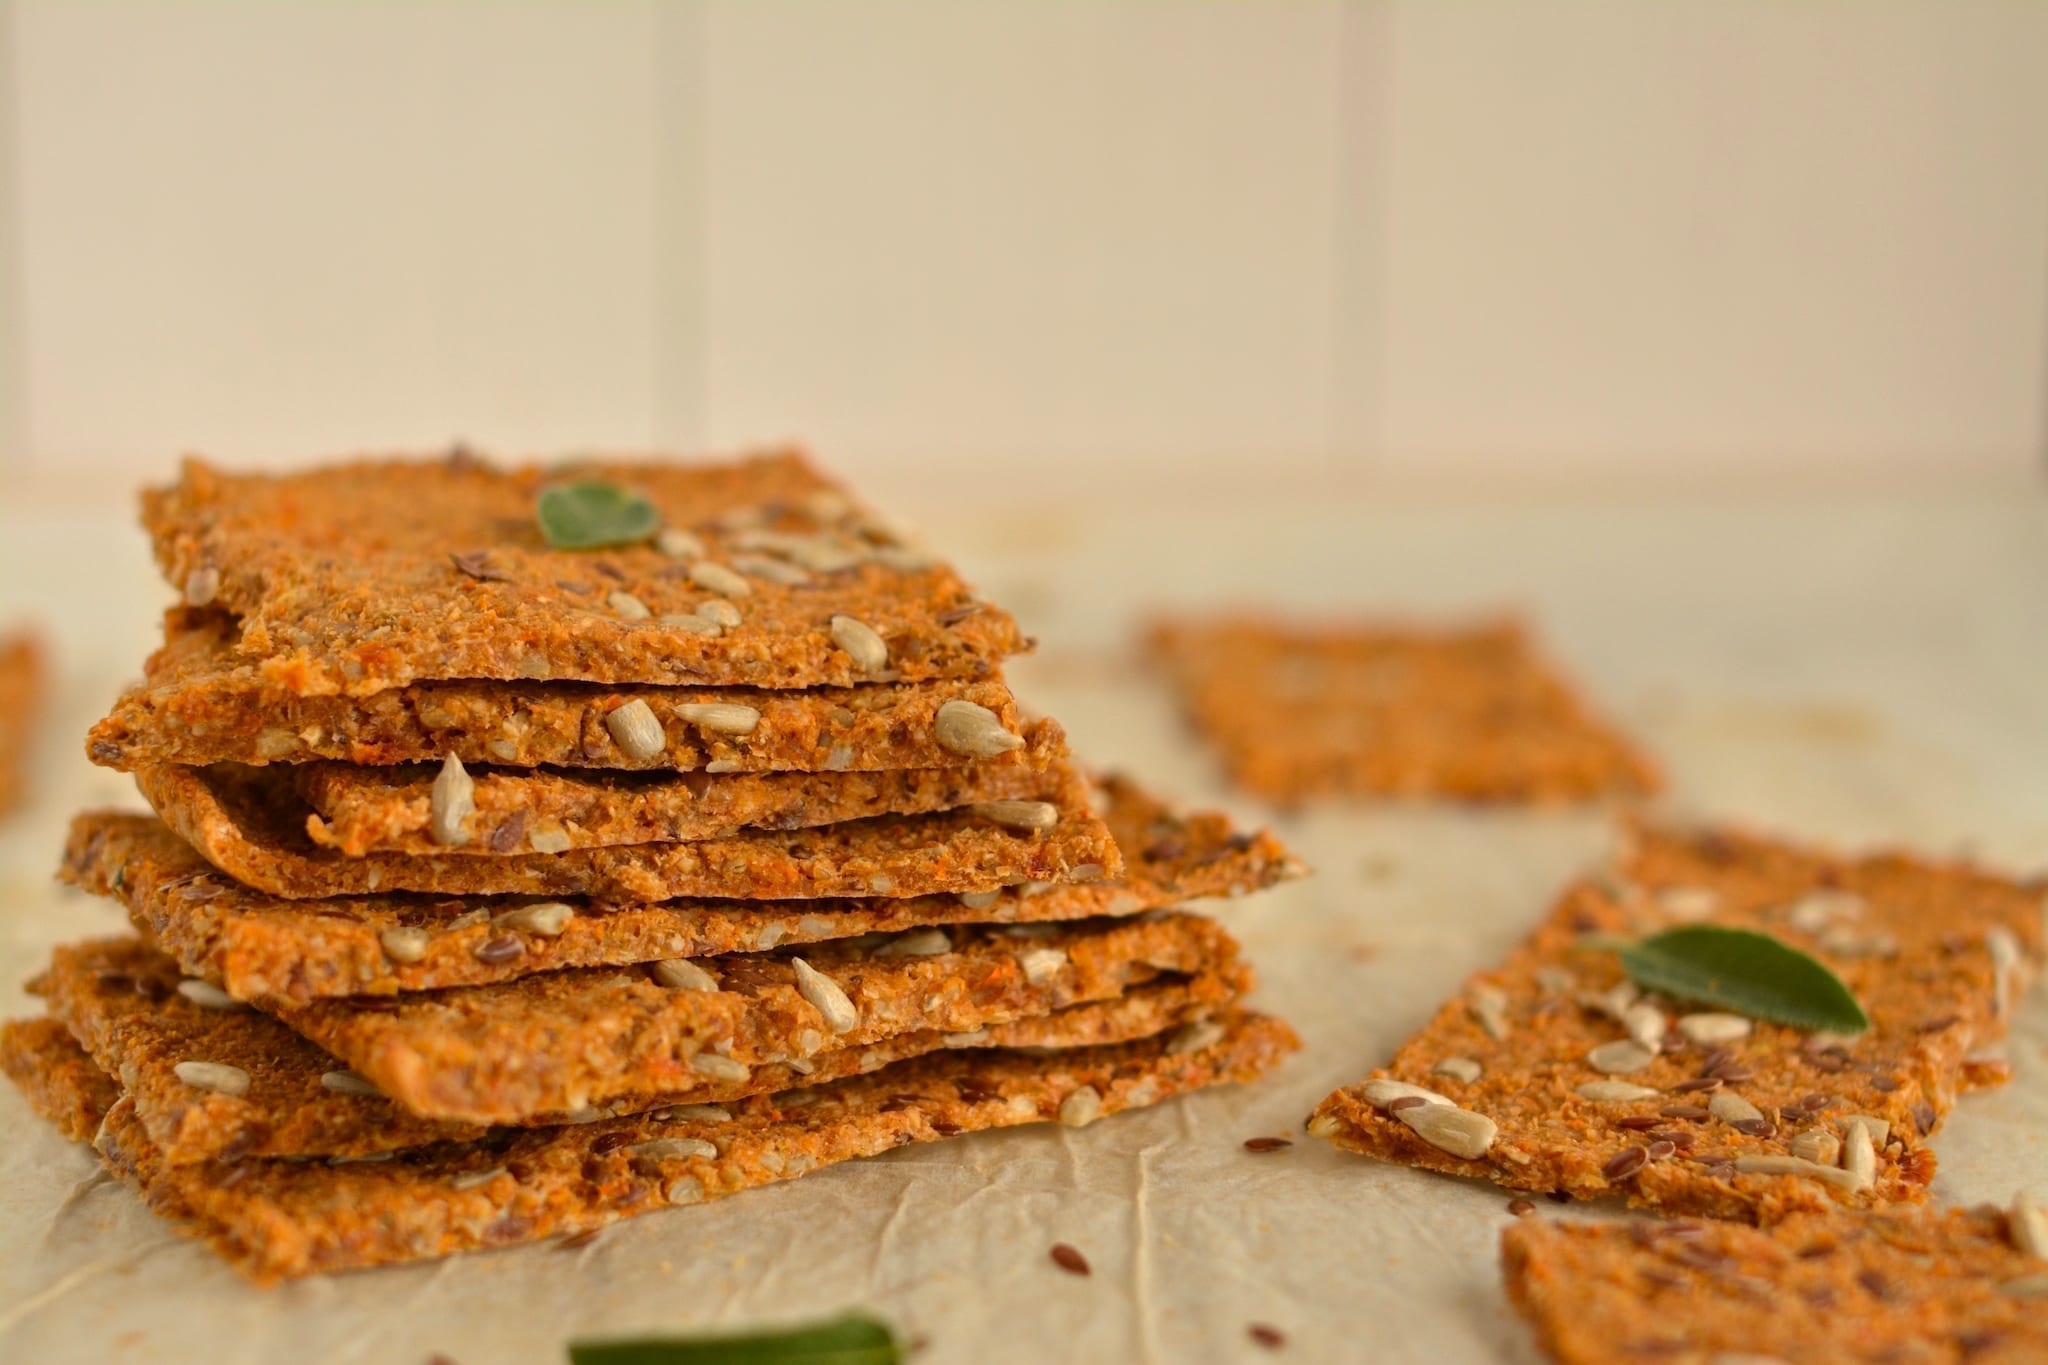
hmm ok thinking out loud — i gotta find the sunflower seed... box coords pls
[757,924,788,949]
[1580,980,1640,1023]
[665,1177,705,1205]
[1059,1086,1103,1127]
[528,825,572,855]
[1789,1130,1840,1165]
[2000,1275,2048,1298]
[1432,1056,1484,1084]
[1709,1091,1766,1128]
[690,599,739,629]
[688,560,752,598]
[1841,1114,1891,1145]
[957,889,1001,911]
[663,1104,732,1122]
[1989,927,2023,1018]
[657,612,723,636]
[972,800,1058,833]
[174,1061,250,1096]
[876,928,951,958]
[1732,1155,1861,1191]
[1468,984,1511,1040]
[1534,966,1578,995]
[1306,1113,1344,1139]
[1657,887,1720,921]
[1018,947,1068,986]
[943,1029,990,1048]
[1168,1018,1227,1055]
[729,553,810,586]
[704,758,741,773]
[183,566,220,607]
[176,979,247,1010]
[429,754,475,847]
[2010,1190,2048,1258]
[1397,1103,1497,1158]
[320,1070,382,1098]
[1623,1003,1669,1051]
[451,1167,506,1191]
[675,702,760,735]
[651,958,718,991]
[494,902,575,937]
[1818,925,1900,959]
[829,614,890,673]
[656,527,704,559]
[1577,1080,1660,1103]
[934,700,1025,757]
[606,590,651,620]
[689,1053,750,1083]
[605,699,667,758]
[1785,889,1865,933]
[627,1137,718,1161]
[1842,1122,1877,1191]
[1677,1013,1753,1046]
[1359,1079,1453,1110]
[791,957,859,1034]
[379,926,431,963]
[1587,1040,1657,1074]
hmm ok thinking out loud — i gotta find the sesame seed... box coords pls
[829,614,890,673]
[934,700,1026,757]
[972,800,1058,834]
[174,1061,250,1096]
[605,699,667,759]
[1059,1086,1103,1127]
[689,1053,751,1083]
[1396,1102,1497,1159]
[1432,1056,1484,1084]
[379,926,431,963]
[1586,1040,1657,1075]
[176,979,247,1011]
[1018,947,1068,987]
[606,590,651,620]
[1050,1243,1091,1276]
[651,958,718,991]
[429,754,475,847]
[688,560,752,598]
[320,1070,382,1097]
[494,902,575,937]
[626,1137,718,1161]
[791,957,859,1034]
[675,702,760,735]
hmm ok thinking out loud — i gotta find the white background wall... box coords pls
[2,0,2044,482]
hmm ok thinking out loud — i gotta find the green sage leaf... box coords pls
[567,1314,901,1365]
[1617,925,1870,1033]
[537,481,662,550]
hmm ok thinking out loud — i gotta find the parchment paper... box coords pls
[2,478,2044,1364]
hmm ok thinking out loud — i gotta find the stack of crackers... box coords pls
[1,449,1302,1282]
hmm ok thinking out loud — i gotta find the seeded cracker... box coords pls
[133,758,1122,900]
[0,630,45,819]
[63,774,1304,1001]
[141,450,1028,694]
[1502,1205,2048,1364]
[89,611,1029,774]
[297,719,1067,856]
[9,1007,1296,1282]
[1309,821,2044,1222]
[30,934,1247,1162]
[1146,615,1658,804]
[0,1017,120,1142]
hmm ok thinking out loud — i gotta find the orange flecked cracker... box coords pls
[142,450,1028,695]
[1503,1202,2048,1364]
[0,630,44,819]
[1309,821,2044,1223]
[1146,615,1658,805]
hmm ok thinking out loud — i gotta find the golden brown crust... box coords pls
[89,611,1027,774]
[1502,1206,2048,1364]
[29,1009,1300,1283]
[265,911,1242,1124]
[1,1017,118,1142]
[63,774,1306,1001]
[1146,615,1659,804]
[34,935,1248,1163]
[141,450,1028,695]
[297,719,1066,857]
[1309,821,2045,1222]
[0,630,44,818]
[135,759,1124,901]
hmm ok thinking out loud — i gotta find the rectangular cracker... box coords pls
[296,718,1065,857]
[1309,821,2045,1223]
[33,933,1247,1163]
[64,774,1305,1001]
[1503,1204,2048,1364]
[142,450,1028,694]
[89,610,1028,774]
[263,910,1239,1123]
[1146,615,1659,804]
[14,1007,1297,1282]
[134,758,1123,901]
[1,1017,120,1142]
[0,630,44,818]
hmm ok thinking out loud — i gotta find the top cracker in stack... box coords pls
[7,448,1303,1282]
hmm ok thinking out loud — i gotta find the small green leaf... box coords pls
[537,481,662,550]
[567,1314,902,1365]
[1617,926,1870,1033]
